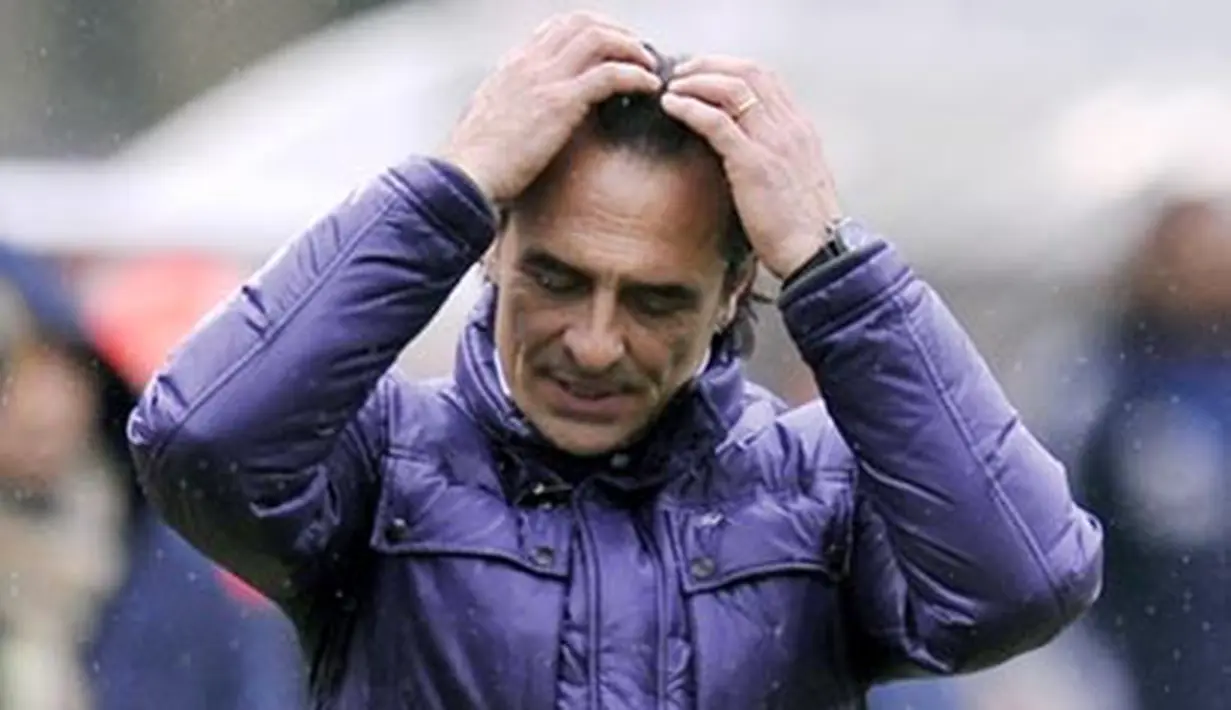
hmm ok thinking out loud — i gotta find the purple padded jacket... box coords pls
[128,157,1103,710]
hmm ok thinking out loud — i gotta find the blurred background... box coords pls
[2,0,1230,708]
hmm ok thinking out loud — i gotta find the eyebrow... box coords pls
[519,248,587,279]
[625,281,700,306]
[519,247,702,303]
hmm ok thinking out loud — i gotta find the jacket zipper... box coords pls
[573,492,603,710]
[642,507,671,710]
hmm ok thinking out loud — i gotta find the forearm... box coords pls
[127,157,496,591]
[781,223,1103,671]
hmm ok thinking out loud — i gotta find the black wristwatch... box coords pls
[782,217,855,287]
[819,217,853,260]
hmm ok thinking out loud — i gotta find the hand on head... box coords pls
[442,11,844,279]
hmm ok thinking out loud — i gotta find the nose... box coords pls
[562,293,625,373]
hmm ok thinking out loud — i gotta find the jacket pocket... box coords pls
[674,488,850,594]
[672,489,857,708]
[357,452,571,709]
[368,451,571,579]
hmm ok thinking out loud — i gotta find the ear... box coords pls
[485,204,532,285]
[717,258,757,331]
[482,217,510,283]
[481,243,498,283]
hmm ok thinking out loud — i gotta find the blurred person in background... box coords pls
[128,12,1102,709]
[1077,196,1231,710]
[0,241,304,710]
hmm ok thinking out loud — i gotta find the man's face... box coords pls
[491,137,745,456]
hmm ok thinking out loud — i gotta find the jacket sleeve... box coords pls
[127,157,497,601]
[778,222,1104,680]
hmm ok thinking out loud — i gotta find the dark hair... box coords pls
[504,47,766,357]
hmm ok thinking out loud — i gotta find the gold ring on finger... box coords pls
[733,95,761,120]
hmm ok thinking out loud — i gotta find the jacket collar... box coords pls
[453,286,746,502]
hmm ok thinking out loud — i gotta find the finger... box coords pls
[659,92,752,157]
[558,24,658,73]
[574,61,664,105]
[666,73,759,120]
[673,54,788,104]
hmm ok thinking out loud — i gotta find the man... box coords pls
[0,241,303,709]
[129,12,1103,709]
[1078,197,1231,710]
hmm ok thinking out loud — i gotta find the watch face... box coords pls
[832,218,871,252]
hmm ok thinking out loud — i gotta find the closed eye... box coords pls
[532,268,584,295]
[519,251,589,297]
[625,286,699,318]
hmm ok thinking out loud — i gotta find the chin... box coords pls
[535,417,635,457]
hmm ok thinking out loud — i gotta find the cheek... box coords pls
[503,287,567,352]
[626,319,709,383]
[667,330,703,371]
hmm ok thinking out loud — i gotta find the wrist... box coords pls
[438,147,499,198]
[434,154,501,220]
[416,158,502,254]
[771,215,853,280]
[766,235,827,280]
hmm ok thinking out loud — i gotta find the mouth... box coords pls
[541,375,637,421]
[555,376,628,399]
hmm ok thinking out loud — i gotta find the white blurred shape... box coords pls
[1049,82,1231,204]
